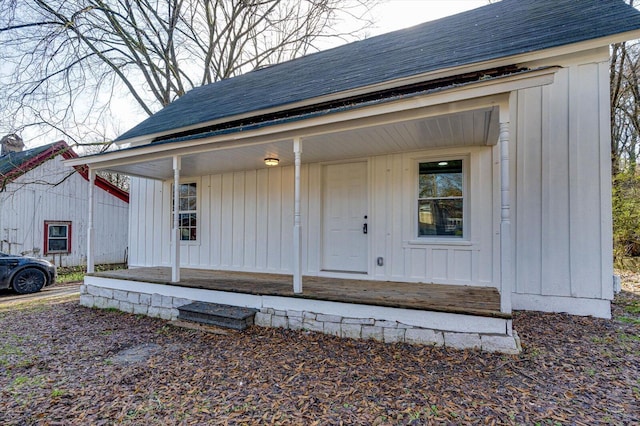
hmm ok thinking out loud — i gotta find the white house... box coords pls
[0,140,129,266]
[67,0,640,353]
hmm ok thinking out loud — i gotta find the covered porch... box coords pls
[91,267,507,318]
[82,266,519,352]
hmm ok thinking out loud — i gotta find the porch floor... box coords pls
[91,267,508,319]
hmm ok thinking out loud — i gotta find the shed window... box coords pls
[172,182,197,241]
[418,160,464,237]
[44,221,71,254]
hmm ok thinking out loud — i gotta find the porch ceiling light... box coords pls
[264,157,279,166]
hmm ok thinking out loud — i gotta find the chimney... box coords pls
[0,134,25,155]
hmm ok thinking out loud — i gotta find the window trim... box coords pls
[415,156,469,241]
[43,221,72,255]
[171,180,199,244]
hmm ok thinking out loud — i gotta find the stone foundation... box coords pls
[253,308,520,353]
[80,284,521,354]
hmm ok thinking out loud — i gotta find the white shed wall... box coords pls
[0,155,129,266]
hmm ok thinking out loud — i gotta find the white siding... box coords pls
[127,53,615,310]
[129,146,499,288]
[0,155,129,266]
[512,60,613,301]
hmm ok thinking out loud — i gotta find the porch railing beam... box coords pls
[499,108,512,315]
[87,168,96,274]
[172,155,181,283]
[293,138,303,293]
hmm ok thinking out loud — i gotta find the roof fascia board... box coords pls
[117,31,633,147]
[66,67,558,171]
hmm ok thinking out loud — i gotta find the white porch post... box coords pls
[87,168,96,274]
[293,138,303,293]
[499,107,512,314]
[172,155,181,283]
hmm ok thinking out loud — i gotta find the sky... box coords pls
[369,0,488,35]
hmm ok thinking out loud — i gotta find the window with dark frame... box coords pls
[44,221,71,254]
[418,160,464,238]
[173,182,197,241]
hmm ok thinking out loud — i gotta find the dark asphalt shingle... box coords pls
[116,0,640,143]
[0,143,57,176]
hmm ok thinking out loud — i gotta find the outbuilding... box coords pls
[1,139,129,266]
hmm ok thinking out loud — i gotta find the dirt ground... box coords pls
[0,276,638,425]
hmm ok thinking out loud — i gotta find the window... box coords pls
[418,160,464,238]
[44,221,71,254]
[173,182,197,241]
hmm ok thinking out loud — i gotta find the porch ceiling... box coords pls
[103,107,499,180]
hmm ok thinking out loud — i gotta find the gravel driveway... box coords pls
[0,282,80,307]
[0,277,638,425]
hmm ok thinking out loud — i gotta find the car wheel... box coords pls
[12,268,47,294]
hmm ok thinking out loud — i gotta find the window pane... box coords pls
[179,214,190,227]
[173,183,197,242]
[187,196,197,210]
[419,160,463,198]
[418,199,463,237]
[49,225,67,238]
[48,239,68,251]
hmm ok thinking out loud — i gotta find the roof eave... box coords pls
[66,66,559,172]
[114,30,639,148]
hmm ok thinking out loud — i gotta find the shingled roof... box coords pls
[0,143,54,176]
[116,0,640,144]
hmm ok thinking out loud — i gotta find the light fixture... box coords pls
[438,161,449,166]
[264,157,279,166]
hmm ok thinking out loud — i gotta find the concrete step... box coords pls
[177,301,257,330]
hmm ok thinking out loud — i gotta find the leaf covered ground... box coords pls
[0,277,639,425]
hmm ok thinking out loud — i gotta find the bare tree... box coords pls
[0,0,376,146]
[612,41,640,174]
[610,0,640,174]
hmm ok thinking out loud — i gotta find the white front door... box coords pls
[322,161,368,273]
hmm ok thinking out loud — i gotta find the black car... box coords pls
[0,252,57,294]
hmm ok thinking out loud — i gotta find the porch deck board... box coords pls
[92,267,507,318]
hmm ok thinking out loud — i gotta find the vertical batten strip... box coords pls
[293,138,303,293]
[172,156,181,282]
[87,168,96,274]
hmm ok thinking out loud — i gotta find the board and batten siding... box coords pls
[128,145,499,288]
[0,155,129,266]
[511,60,613,303]
[127,54,615,309]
